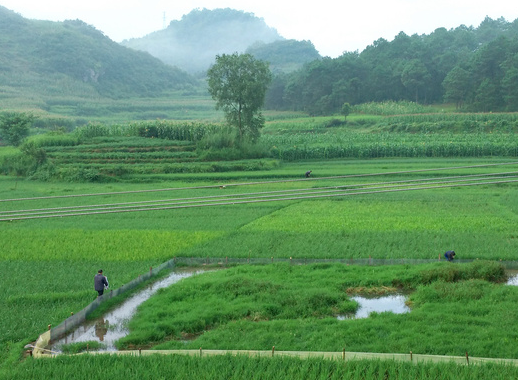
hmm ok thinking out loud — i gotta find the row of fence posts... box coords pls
[175,347,472,365]
[195,256,379,265]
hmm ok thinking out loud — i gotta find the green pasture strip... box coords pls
[181,187,518,260]
[0,260,157,344]
[118,262,517,359]
[1,229,220,261]
[7,355,518,380]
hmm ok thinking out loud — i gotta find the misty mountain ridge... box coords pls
[121,8,321,74]
[0,5,198,100]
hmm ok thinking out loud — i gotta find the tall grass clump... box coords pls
[24,132,79,147]
[353,101,437,115]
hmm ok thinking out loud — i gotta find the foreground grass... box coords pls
[1,157,518,374]
[6,354,518,380]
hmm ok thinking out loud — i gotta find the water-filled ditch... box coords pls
[50,270,201,352]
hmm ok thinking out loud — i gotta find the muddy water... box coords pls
[338,294,410,320]
[51,270,201,352]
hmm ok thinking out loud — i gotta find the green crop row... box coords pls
[263,132,518,160]
[47,150,197,161]
[28,159,280,181]
[353,101,440,115]
[7,354,518,380]
[74,120,226,142]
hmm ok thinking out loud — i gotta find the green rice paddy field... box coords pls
[2,157,518,379]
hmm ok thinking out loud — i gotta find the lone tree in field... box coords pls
[207,53,272,143]
[0,112,35,146]
[341,102,352,122]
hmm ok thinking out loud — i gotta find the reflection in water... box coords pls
[51,270,201,351]
[338,294,410,320]
[95,319,108,342]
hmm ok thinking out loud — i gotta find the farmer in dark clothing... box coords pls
[444,250,456,262]
[305,170,312,178]
[94,269,109,297]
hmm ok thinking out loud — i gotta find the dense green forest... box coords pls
[267,17,518,114]
[246,39,321,74]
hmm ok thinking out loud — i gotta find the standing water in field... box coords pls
[50,270,201,352]
[507,273,518,285]
[337,294,410,320]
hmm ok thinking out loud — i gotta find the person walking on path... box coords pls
[94,269,109,297]
[444,250,456,262]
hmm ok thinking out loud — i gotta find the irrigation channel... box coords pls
[2,162,518,221]
[49,270,204,352]
[46,268,518,354]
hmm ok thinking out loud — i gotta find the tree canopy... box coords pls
[268,17,518,114]
[0,112,35,146]
[207,53,272,142]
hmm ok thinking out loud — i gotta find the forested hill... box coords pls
[0,6,198,99]
[121,8,299,75]
[267,17,518,114]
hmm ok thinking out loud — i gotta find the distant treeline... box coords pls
[265,17,518,114]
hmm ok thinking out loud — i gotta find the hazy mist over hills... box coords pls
[0,5,322,106]
[121,8,320,75]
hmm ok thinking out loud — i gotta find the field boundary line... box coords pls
[4,161,518,203]
[66,348,518,366]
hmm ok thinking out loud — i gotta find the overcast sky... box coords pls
[2,0,518,57]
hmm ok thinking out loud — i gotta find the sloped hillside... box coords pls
[0,6,199,99]
[122,8,284,74]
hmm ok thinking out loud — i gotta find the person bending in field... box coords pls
[444,250,456,262]
[94,269,109,297]
[305,170,312,178]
